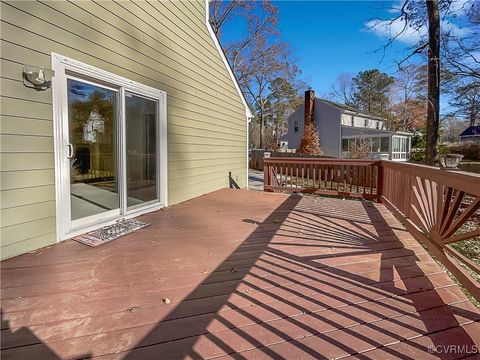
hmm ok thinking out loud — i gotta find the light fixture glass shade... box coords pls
[439,154,463,169]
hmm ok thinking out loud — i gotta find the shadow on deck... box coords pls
[1,189,479,359]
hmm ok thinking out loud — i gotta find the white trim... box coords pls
[65,203,165,239]
[51,53,168,241]
[341,134,391,139]
[246,121,250,189]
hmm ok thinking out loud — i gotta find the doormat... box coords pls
[73,219,150,247]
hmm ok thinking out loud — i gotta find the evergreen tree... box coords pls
[352,69,395,118]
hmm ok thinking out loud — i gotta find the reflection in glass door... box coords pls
[125,92,158,208]
[67,78,120,221]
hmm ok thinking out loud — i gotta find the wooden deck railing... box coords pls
[263,158,382,201]
[264,157,480,301]
[380,160,480,302]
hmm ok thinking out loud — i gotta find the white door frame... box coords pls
[52,53,168,241]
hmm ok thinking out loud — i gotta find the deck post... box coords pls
[263,161,271,192]
[377,163,384,203]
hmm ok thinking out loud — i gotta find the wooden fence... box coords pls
[264,157,480,301]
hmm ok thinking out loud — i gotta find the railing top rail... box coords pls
[264,157,381,166]
[380,160,480,196]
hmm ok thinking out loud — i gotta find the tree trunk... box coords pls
[425,0,440,166]
[275,114,280,149]
[259,111,264,149]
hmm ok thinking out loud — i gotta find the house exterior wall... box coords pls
[285,106,303,150]
[285,99,412,161]
[0,1,248,259]
[315,101,343,157]
[285,101,342,157]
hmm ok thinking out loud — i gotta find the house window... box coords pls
[342,138,349,151]
[364,119,369,127]
[372,137,381,152]
[391,136,409,161]
[380,137,389,152]
[294,120,299,132]
[351,115,354,126]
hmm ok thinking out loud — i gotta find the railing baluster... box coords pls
[295,164,298,189]
[307,166,310,189]
[318,165,322,189]
[378,160,480,302]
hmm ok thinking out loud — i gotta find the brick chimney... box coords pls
[304,89,315,126]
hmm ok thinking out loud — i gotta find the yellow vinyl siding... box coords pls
[1,217,56,247]
[1,170,55,191]
[1,186,55,209]
[0,0,247,259]
[1,233,57,260]
[1,153,54,172]
[1,116,53,137]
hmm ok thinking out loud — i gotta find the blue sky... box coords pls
[219,1,474,114]
[274,1,415,96]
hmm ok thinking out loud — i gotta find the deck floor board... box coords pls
[1,189,478,359]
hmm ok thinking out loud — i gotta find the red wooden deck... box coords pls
[1,189,479,359]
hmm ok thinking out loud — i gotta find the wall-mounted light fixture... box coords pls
[22,64,54,91]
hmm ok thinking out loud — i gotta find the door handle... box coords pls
[67,143,74,159]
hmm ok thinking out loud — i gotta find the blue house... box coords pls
[459,126,480,143]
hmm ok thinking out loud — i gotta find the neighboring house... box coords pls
[459,126,480,143]
[0,1,252,259]
[285,90,413,161]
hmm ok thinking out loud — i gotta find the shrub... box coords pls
[350,137,372,159]
[446,142,480,160]
[409,149,426,162]
[297,122,323,155]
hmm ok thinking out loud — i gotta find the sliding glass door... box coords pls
[67,78,120,222]
[125,92,159,208]
[54,54,167,240]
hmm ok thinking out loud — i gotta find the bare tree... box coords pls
[442,2,480,79]
[330,73,356,106]
[393,64,427,102]
[210,0,302,149]
[236,35,301,148]
[209,0,279,73]
[440,115,468,142]
[368,0,448,165]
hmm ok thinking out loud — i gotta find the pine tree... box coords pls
[449,80,480,127]
[297,122,322,155]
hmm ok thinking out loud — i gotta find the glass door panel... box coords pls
[67,78,119,221]
[125,92,158,208]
